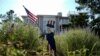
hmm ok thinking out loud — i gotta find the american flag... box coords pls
[23,6,38,23]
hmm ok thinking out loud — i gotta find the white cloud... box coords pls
[12,0,68,16]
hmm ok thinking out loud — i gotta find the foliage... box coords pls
[7,46,27,56]
[90,16,100,37]
[75,0,100,14]
[90,16,100,26]
[0,14,6,18]
[0,10,22,23]
[75,0,100,37]
[0,22,41,56]
[5,10,15,22]
[55,29,100,56]
[0,21,100,56]
[69,13,89,28]
[0,42,6,56]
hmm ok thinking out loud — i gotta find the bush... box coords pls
[55,29,100,56]
[0,22,41,56]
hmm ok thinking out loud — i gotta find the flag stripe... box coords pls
[23,6,38,23]
[28,13,37,21]
[29,17,35,23]
[28,15,36,22]
[29,12,38,20]
[28,11,38,20]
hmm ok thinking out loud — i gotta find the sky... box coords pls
[0,0,78,16]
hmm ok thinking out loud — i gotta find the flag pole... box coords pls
[23,5,44,56]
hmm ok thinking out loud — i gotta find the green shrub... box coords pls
[55,29,100,56]
[7,46,27,56]
[0,42,6,56]
[0,22,41,56]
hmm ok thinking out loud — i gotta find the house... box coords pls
[0,19,2,30]
[22,12,70,33]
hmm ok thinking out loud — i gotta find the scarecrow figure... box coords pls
[46,20,56,56]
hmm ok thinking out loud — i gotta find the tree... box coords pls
[0,14,4,18]
[75,0,100,37]
[69,13,89,28]
[75,0,100,14]
[75,0,100,20]
[0,14,6,18]
[5,10,14,22]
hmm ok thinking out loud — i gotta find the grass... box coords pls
[0,22,41,56]
[0,22,100,56]
[55,28,100,56]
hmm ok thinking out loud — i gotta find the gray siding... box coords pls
[38,16,43,33]
[22,14,70,33]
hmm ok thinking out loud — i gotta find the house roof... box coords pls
[60,17,68,19]
[21,15,28,18]
[37,15,57,17]
[21,15,68,19]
